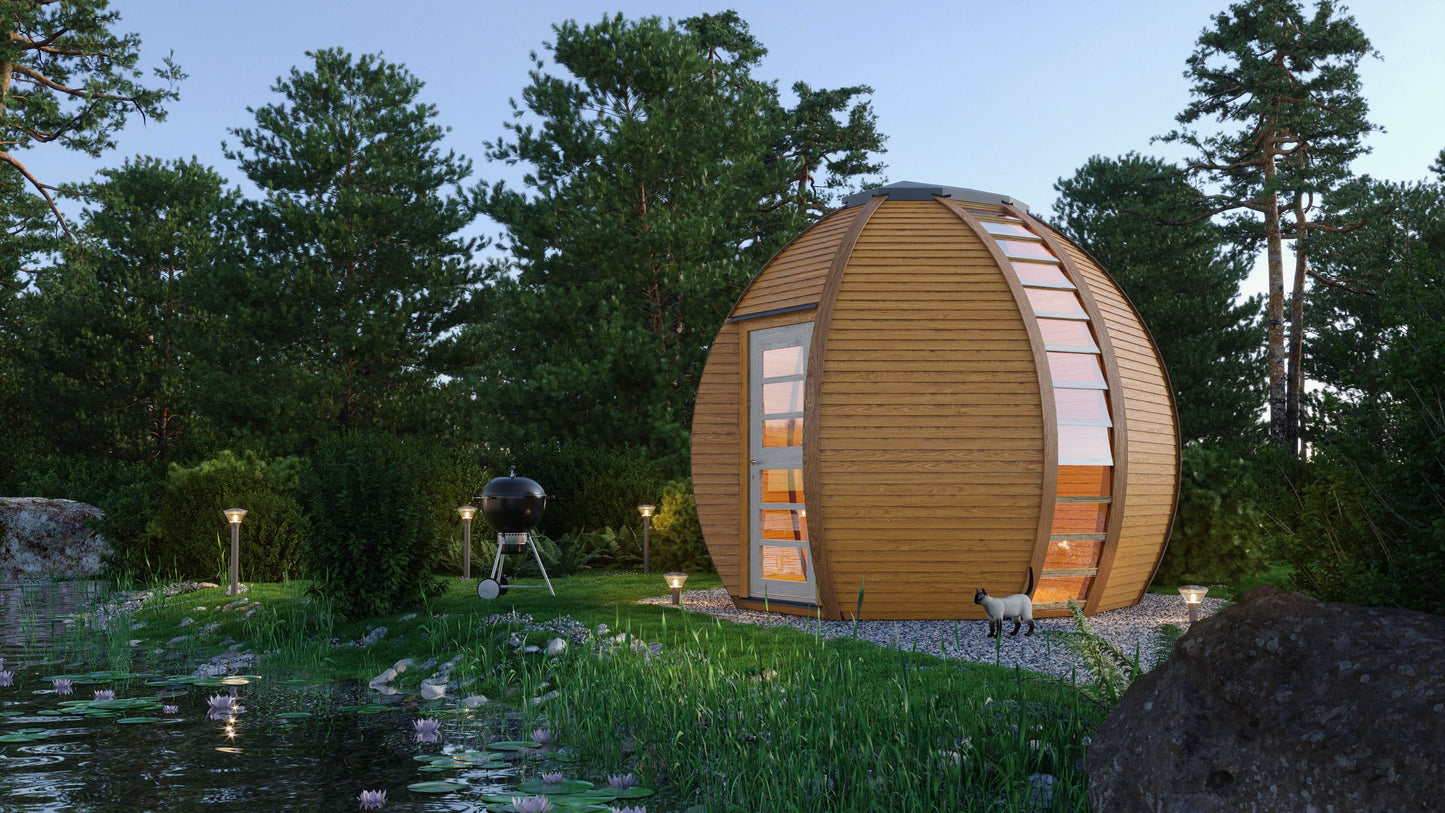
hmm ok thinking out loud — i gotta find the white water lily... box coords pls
[358,788,387,809]
[510,796,554,813]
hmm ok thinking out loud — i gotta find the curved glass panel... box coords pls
[762,345,805,379]
[1057,465,1111,497]
[1058,425,1113,466]
[1012,261,1074,289]
[1035,575,1094,604]
[762,381,803,414]
[980,220,1035,238]
[996,239,1056,261]
[761,509,807,541]
[1038,318,1099,353]
[1054,388,1111,426]
[1027,288,1089,319]
[1051,502,1108,534]
[760,546,809,582]
[762,418,803,448]
[1048,352,1107,389]
[1043,538,1103,570]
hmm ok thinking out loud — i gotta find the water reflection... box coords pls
[0,581,518,811]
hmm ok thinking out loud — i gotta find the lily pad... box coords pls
[407,780,468,794]
[338,703,401,714]
[0,730,51,743]
[486,740,543,751]
[609,787,655,799]
[275,712,312,719]
[116,717,165,725]
[516,779,595,794]
[35,710,66,717]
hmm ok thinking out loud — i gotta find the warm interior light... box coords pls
[664,572,689,590]
[1178,585,1208,605]
[223,508,248,525]
[457,505,476,521]
[638,504,656,519]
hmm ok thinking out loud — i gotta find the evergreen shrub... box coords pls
[300,432,444,618]
[650,477,711,572]
[144,451,307,581]
[1155,444,1271,585]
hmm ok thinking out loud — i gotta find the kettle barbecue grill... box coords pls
[476,469,554,600]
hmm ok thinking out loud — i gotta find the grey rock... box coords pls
[522,645,540,654]
[167,635,191,646]
[222,597,248,611]
[0,497,110,579]
[363,626,387,646]
[1088,586,1445,813]
[178,617,195,628]
[369,668,398,687]
[398,613,418,622]
[544,638,567,656]
[420,681,447,700]
[461,695,488,708]
[530,689,560,706]
[392,658,415,673]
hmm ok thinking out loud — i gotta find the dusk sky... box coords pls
[25,0,1445,295]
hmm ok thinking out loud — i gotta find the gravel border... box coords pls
[640,588,1225,680]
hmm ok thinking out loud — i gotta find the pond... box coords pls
[0,581,628,812]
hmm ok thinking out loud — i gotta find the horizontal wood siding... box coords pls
[733,207,861,317]
[690,321,742,596]
[817,200,1044,619]
[1055,239,1179,611]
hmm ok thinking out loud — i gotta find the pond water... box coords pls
[0,581,557,812]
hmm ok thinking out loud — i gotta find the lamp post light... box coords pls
[223,508,247,597]
[457,506,477,580]
[1178,585,1209,624]
[638,504,655,575]
[664,572,689,606]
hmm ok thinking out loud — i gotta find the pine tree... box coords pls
[0,0,183,235]
[469,12,884,465]
[221,49,483,450]
[1160,0,1377,454]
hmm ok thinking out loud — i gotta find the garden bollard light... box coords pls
[1179,585,1208,624]
[457,506,477,580]
[223,508,247,596]
[638,504,655,575]
[664,572,688,605]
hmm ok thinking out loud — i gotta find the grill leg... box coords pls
[528,538,556,596]
[491,541,506,581]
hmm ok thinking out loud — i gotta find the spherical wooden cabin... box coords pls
[690,182,1180,620]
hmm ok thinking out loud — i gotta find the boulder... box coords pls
[1088,586,1445,812]
[0,497,110,580]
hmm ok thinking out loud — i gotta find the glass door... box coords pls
[749,322,815,601]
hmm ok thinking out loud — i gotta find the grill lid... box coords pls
[480,470,547,533]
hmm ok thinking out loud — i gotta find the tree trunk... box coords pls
[1286,193,1309,457]
[1263,153,1289,448]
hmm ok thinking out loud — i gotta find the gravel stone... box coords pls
[641,588,1225,680]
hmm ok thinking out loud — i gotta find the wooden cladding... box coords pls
[691,185,1180,620]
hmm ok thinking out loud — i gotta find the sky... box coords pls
[21,0,1445,294]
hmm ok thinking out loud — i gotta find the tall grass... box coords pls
[542,611,1099,812]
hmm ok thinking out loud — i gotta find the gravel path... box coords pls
[640,588,1225,680]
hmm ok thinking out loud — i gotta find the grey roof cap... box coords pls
[841,181,1027,212]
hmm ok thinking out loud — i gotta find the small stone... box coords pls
[368,668,398,687]
[392,658,415,673]
[194,606,207,612]
[523,645,541,654]
[398,613,417,622]
[420,682,447,700]
[178,617,195,628]
[363,627,387,646]
[545,638,567,656]
[461,695,488,708]
[167,635,190,646]
[530,689,560,706]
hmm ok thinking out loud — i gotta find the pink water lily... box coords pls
[540,772,564,785]
[412,717,441,743]
[92,689,115,702]
[162,705,179,715]
[510,796,554,813]
[52,678,74,695]
[0,670,13,687]
[531,727,554,746]
[607,773,639,790]
[207,694,241,713]
[358,788,387,810]
[608,807,647,813]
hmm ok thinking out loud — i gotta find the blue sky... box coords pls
[25,0,1445,294]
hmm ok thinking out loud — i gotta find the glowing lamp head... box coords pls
[457,505,477,521]
[664,572,689,590]
[638,504,655,519]
[223,508,248,525]
[1178,585,1208,605]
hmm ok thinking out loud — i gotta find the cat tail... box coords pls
[1025,566,1035,597]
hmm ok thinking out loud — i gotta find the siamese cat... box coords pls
[974,567,1035,638]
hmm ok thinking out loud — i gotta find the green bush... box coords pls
[299,432,444,619]
[11,455,165,577]
[1155,444,1272,585]
[649,478,712,572]
[499,441,671,538]
[420,445,490,579]
[143,451,307,582]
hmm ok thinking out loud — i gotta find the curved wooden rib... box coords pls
[803,193,885,619]
[1018,209,1131,613]
[941,198,1058,598]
